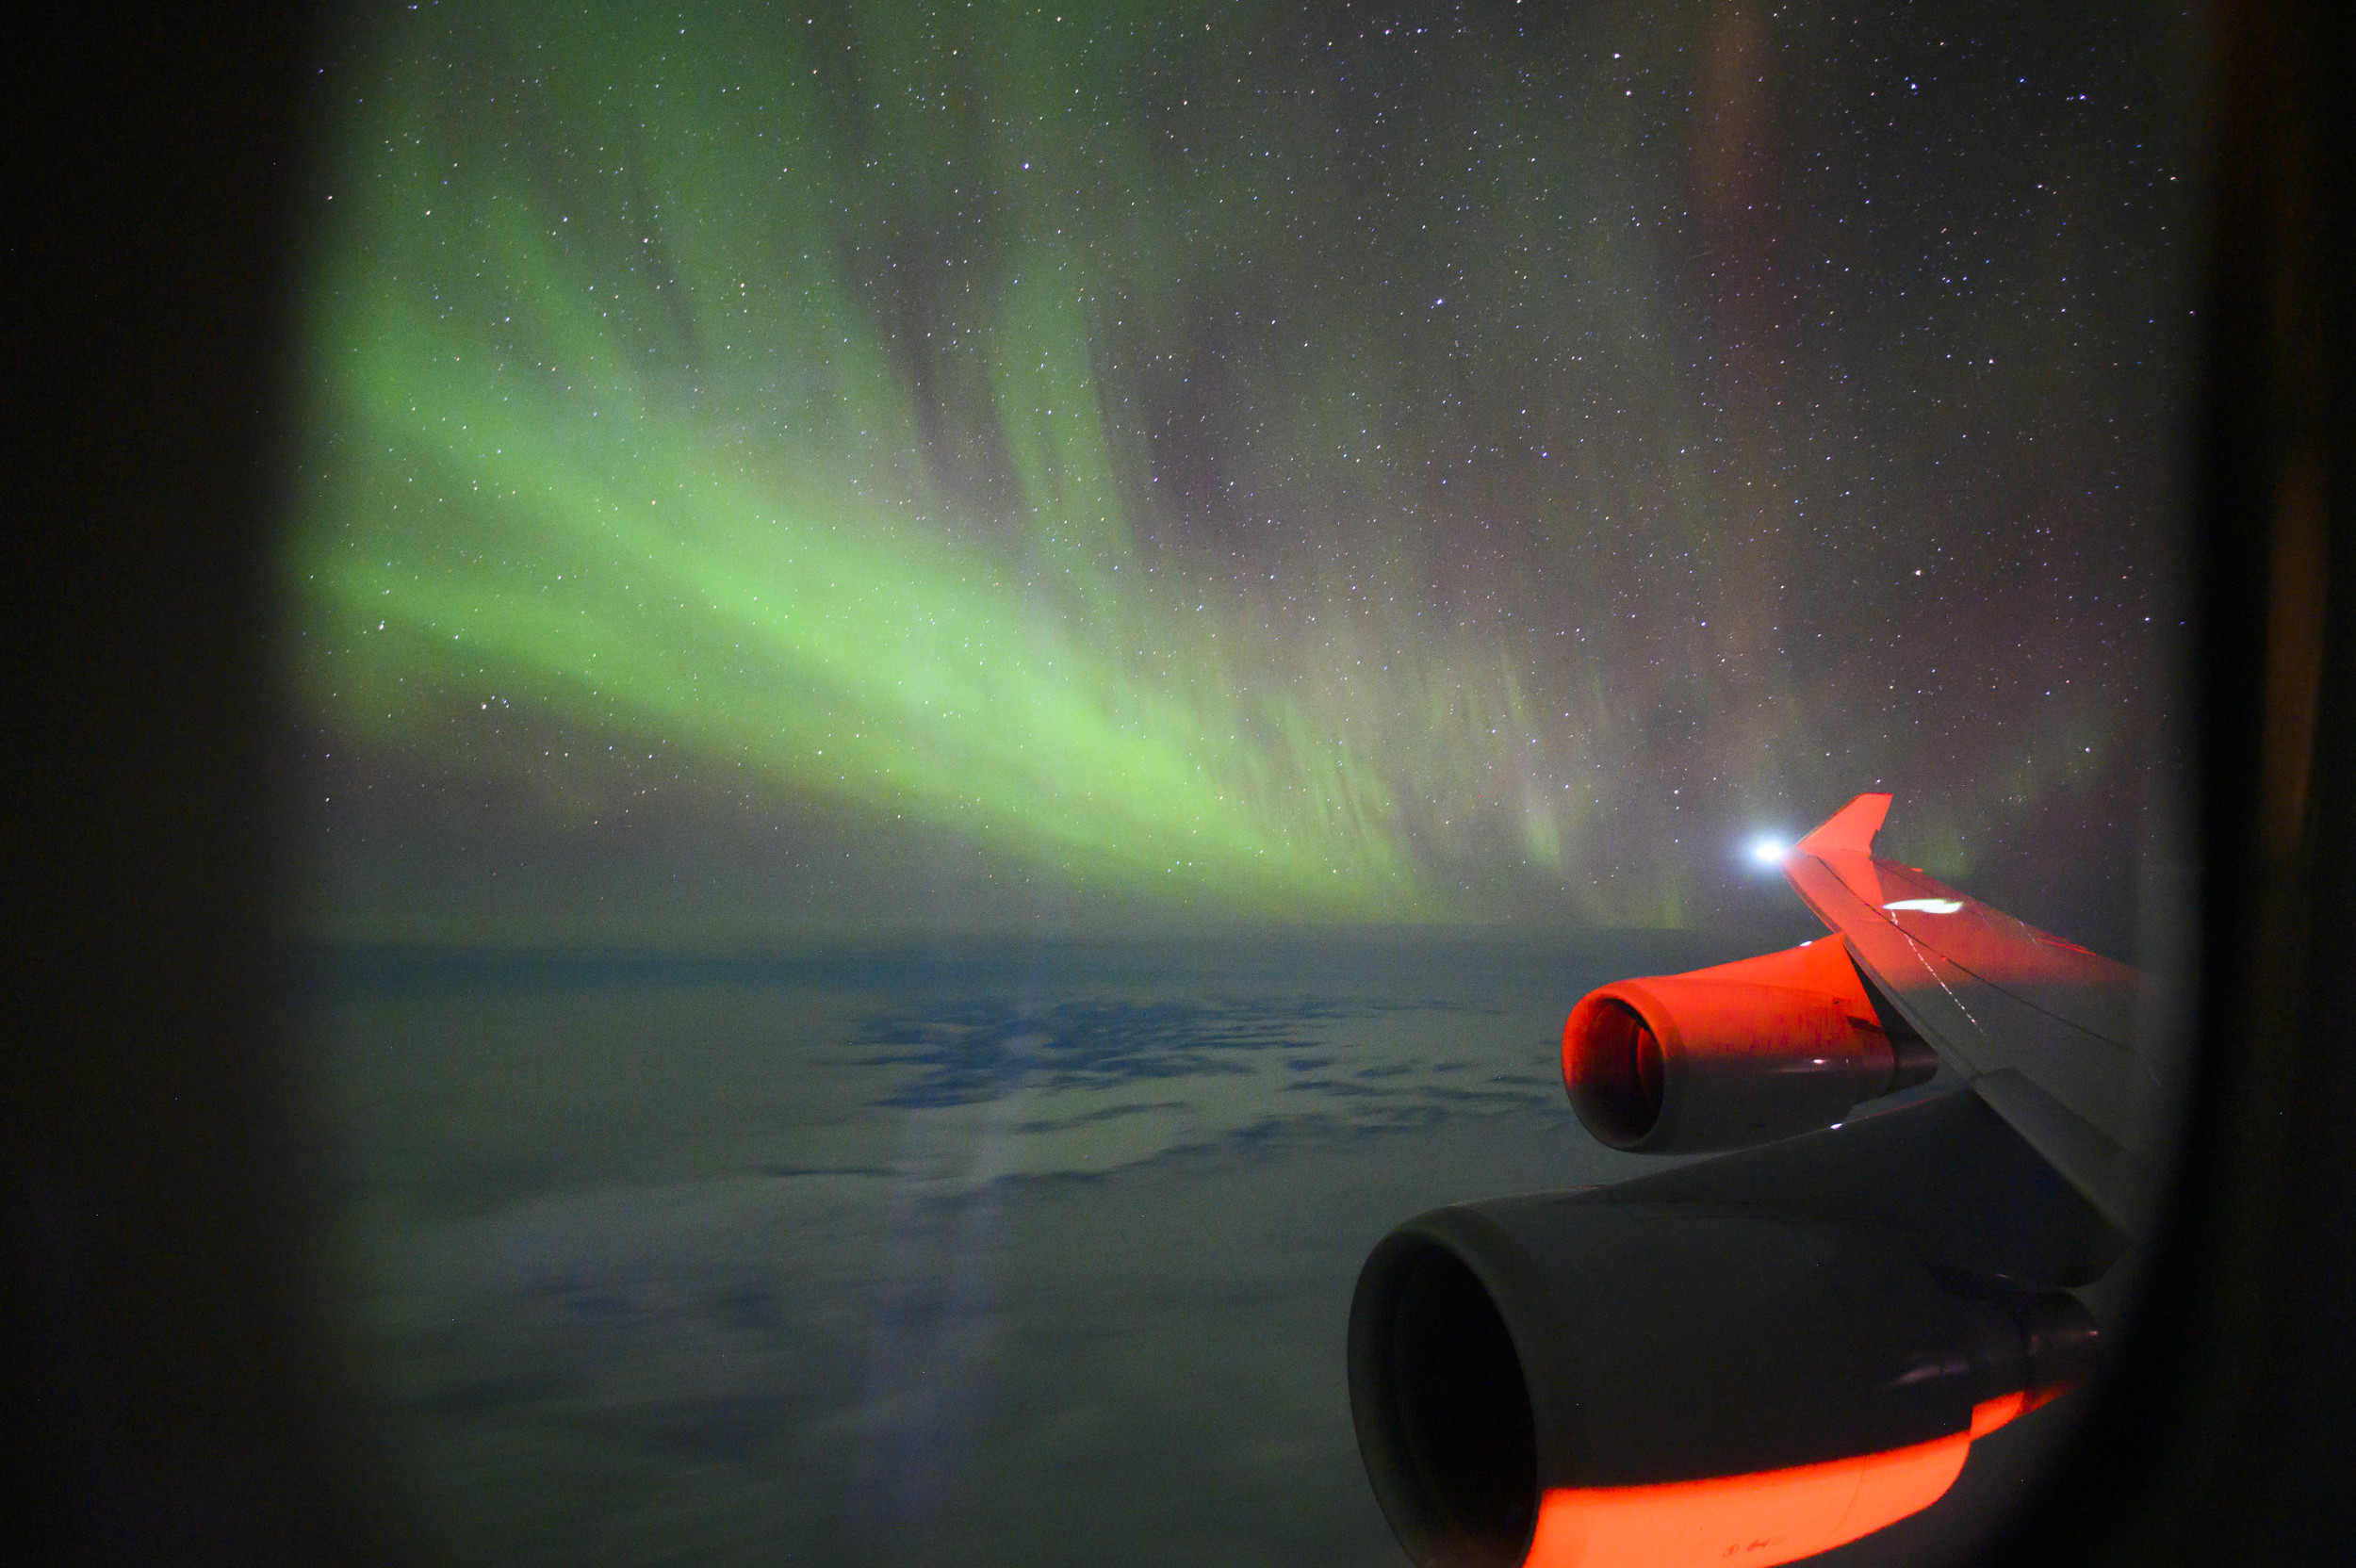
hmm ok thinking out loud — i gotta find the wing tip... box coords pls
[1795,792,1894,856]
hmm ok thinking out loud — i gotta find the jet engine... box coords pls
[1355,796,2133,1567]
[1562,938,1938,1152]
[1348,1190,2098,1568]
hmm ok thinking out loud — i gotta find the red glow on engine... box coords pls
[1560,937,1909,1151]
[1518,1393,2046,1568]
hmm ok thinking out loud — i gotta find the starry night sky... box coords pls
[284,0,2192,947]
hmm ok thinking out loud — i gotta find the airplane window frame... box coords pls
[8,1,2350,1564]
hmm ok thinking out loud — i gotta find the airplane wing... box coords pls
[1780,794,2152,1237]
[1349,795,2152,1568]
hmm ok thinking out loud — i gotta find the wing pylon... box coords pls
[1779,793,2153,1236]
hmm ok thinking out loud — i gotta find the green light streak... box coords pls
[285,1,2169,937]
[289,2,1475,923]
[300,283,1426,918]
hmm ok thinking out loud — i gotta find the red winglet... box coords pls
[1794,792,1892,857]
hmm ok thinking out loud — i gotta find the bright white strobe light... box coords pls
[1746,835,1790,868]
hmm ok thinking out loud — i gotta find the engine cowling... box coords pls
[1562,938,1937,1152]
[1348,1193,2097,1568]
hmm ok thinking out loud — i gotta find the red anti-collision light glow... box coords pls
[1519,1394,2037,1568]
[1560,937,1906,1152]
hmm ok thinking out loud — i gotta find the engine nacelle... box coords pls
[1562,938,1937,1152]
[1348,1194,2097,1568]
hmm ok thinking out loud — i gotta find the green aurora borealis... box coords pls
[286,0,2188,943]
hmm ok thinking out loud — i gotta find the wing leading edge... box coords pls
[1780,792,2156,1236]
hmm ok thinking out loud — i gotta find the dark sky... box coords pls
[284,0,2194,949]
